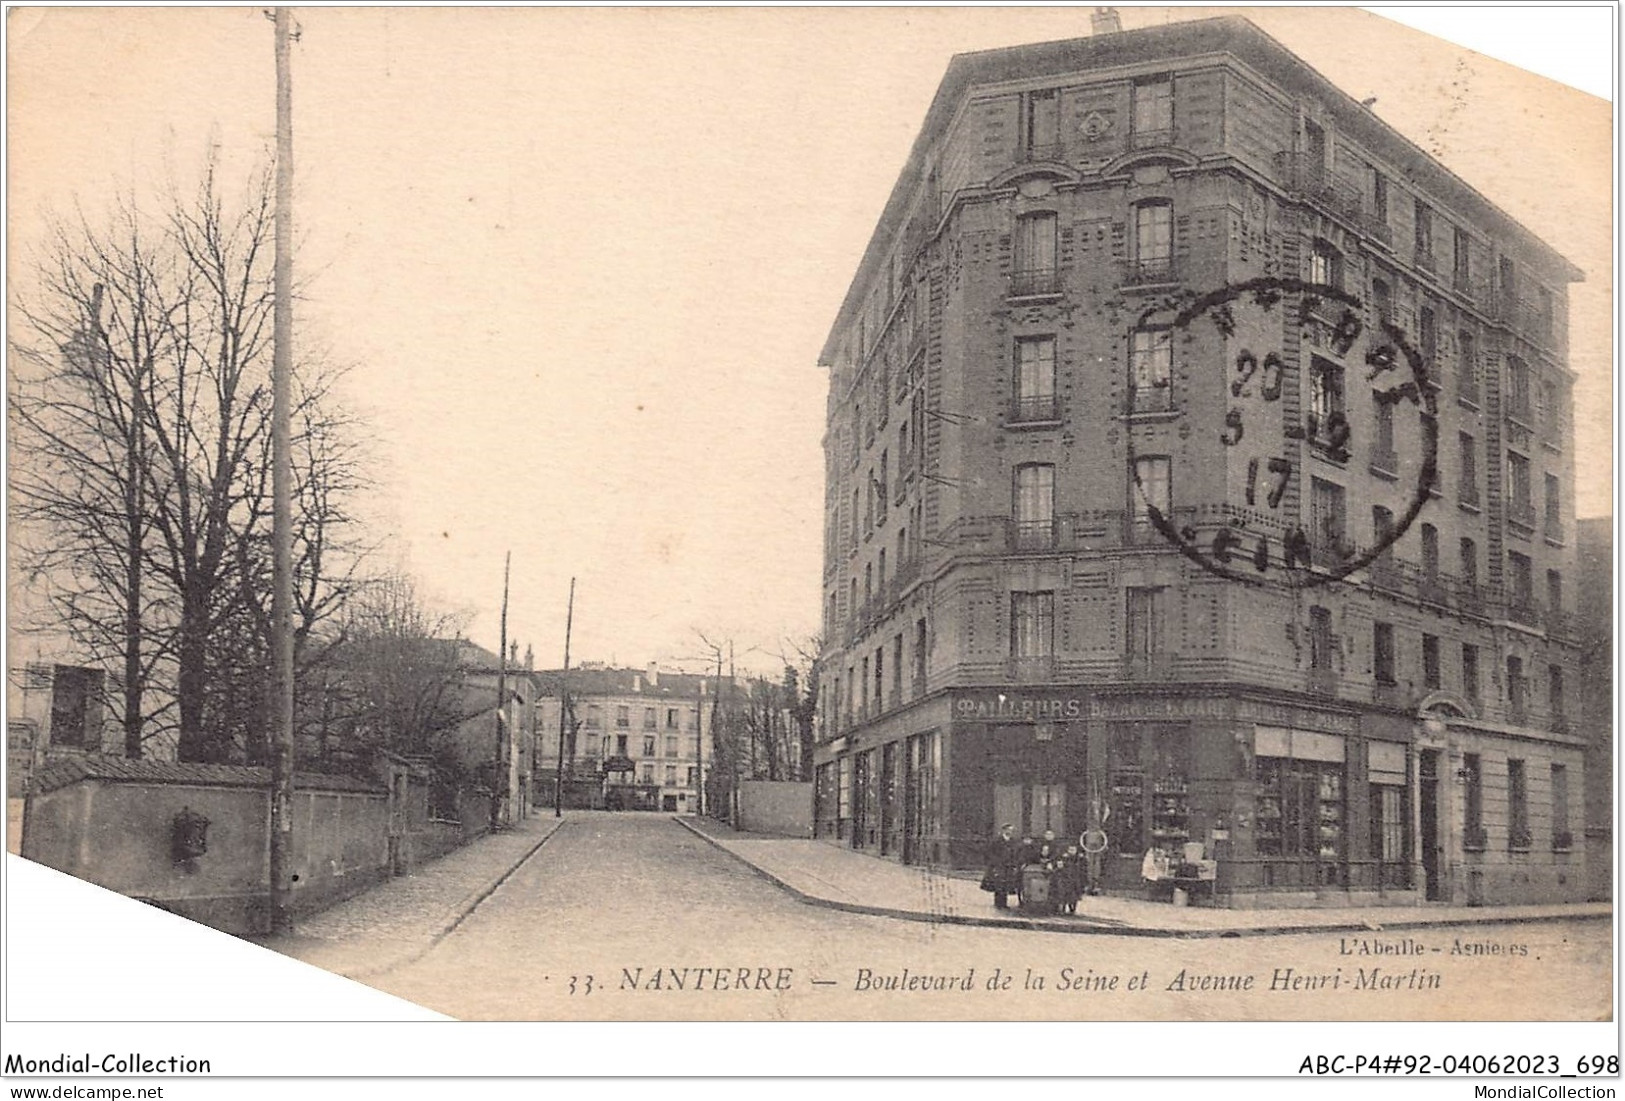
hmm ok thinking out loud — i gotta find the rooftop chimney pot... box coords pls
[1092,7,1121,34]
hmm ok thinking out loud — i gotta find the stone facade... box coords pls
[813,17,1586,907]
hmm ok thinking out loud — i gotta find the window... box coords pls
[1539,378,1561,435]
[1506,356,1532,422]
[46,665,102,749]
[1023,88,1060,158]
[1544,473,1562,540]
[1462,644,1480,701]
[1310,240,1343,289]
[1549,664,1565,720]
[1452,226,1471,289]
[1458,431,1479,504]
[643,707,656,729]
[1131,75,1173,146]
[1507,451,1533,524]
[665,735,678,758]
[877,452,888,524]
[1373,622,1396,684]
[1508,758,1530,848]
[1133,201,1173,282]
[1010,591,1055,659]
[616,733,629,756]
[1551,763,1570,848]
[1254,755,1344,866]
[1309,356,1345,452]
[1309,606,1334,671]
[1304,120,1327,176]
[1547,569,1564,619]
[1457,330,1478,400]
[892,634,903,703]
[1013,463,1055,549]
[1419,305,1437,368]
[1368,742,1408,872]
[1013,212,1058,295]
[688,766,698,788]
[1130,456,1171,542]
[640,764,655,784]
[1372,168,1389,223]
[1459,537,1478,589]
[1371,505,1394,557]
[1462,753,1484,846]
[1413,199,1434,265]
[1130,328,1173,412]
[586,704,602,728]
[913,618,927,695]
[1422,633,1441,690]
[616,705,630,728]
[1373,392,1396,468]
[665,708,678,729]
[1013,336,1057,421]
[1533,285,1554,339]
[1372,278,1392,331]
[860,656,869,715]
[642,735,656,758]
[1507,655,1527,720]
[1421,523,1439,579]
[664,765,677,786]
[1310,477,1347,552]
[1125,587,1165,657]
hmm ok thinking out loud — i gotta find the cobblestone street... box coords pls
[285,812,1612,1023]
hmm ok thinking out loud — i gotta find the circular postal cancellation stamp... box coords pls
[1126,275,1439,590]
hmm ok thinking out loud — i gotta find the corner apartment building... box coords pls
[533,664,721,813]
[812,14,1586,906]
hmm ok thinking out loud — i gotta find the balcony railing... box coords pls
[1123,255,1179,287]
[1127,381,1174,414]
[1009,268,1060,298]
[1506,599,1540,629]
[1507,502,1537,530]
[1010,518,1057,552]
[1008,394,1060,424]
[1273,152,1363,224]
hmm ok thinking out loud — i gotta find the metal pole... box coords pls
[491,551,510,832]
[554,577,575,817]
[268,6,297,935]
[694,673,704,817]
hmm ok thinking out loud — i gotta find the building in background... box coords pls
[814,13,1586,906]
[533,663,725,814]
[1576,516,1612,901]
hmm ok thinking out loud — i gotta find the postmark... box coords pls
[1125,275,1440,589]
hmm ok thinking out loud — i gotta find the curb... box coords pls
[342,816,568,981]
[675,817,1612,940]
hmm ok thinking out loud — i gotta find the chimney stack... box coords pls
[647,662,659,688]
[1091,7,1122,35]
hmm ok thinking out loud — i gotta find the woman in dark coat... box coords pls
[980,824,1022,910]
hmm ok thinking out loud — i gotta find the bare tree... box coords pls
[10,157,367,762]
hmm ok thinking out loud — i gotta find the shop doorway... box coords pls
[1419,749,1441,901]
[994,782,1067,841]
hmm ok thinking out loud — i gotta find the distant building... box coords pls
[814,14,1586,906]
[533,664,725,814]
[1576,516,1611,901]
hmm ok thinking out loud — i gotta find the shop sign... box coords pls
[954,693,1085,722]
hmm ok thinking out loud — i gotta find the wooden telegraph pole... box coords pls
[491,551,511,832]
[267,6,297,935]
[553,578,575,818]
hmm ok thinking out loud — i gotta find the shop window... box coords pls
[1107,726,1145,853]
[837,756,853,840]
[1255,752,1345,873]
[1149,727,1190,851]
[1107,724,1188,856]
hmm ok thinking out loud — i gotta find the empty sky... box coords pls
[7,6,1612,672]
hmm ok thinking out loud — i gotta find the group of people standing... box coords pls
[979,824,1092,915]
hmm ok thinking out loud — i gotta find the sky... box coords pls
[6,5,1614,676]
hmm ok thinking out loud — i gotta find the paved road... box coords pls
[369,813,1611,1023]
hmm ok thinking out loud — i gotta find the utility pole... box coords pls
[267,6,297,935]
[490,551,511,832]
[554,577,575,818]
[693,673,705,818]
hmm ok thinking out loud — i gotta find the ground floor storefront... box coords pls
[812,687,1587,908]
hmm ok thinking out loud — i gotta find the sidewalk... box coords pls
[679,817,1612,938]
[261,813,565,979]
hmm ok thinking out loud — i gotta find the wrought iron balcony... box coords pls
[1008,268,1060,298]
[1009,518,1056,552]
[1123,255,1179,288]
[1008,394,1060,424]
[1505,599,1541,629]
[1127,381,1174,414]
[1273,152,1363,223]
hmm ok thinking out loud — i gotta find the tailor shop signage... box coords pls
[954,692,1086,723]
